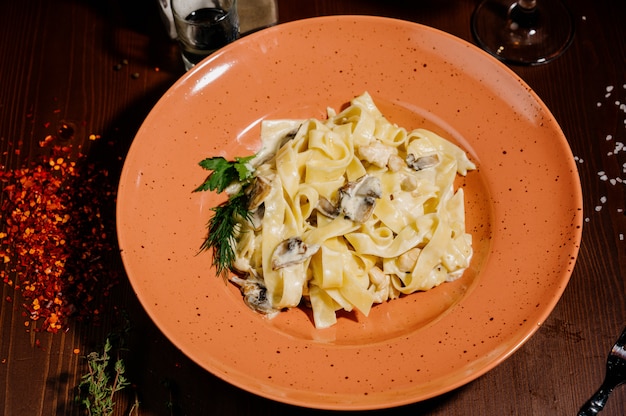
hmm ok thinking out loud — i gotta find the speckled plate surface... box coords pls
[117,16,583,410]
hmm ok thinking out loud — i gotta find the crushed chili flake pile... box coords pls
[0,138,120,333]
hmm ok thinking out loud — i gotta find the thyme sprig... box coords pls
[76,338,131,416]
[194,155,256,278]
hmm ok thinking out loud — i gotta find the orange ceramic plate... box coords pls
[117,16,583,410]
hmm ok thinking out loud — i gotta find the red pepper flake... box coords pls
[0,137,120,333]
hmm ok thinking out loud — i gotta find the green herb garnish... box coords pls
[194,155,255,193]
[194,155,256,278]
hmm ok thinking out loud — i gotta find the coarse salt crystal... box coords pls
[621,234,624,241]
[607,85,614,92]
[595,206,602,212]
[610,179,617,185]
[606,134,613,141]
[600,174,608,181]
[600,196,607,203]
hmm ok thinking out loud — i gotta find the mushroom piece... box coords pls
[251,120,301,167]
[246,175,271,211]
[406,153,440,171]
[315,175,382,223]
[316,196,341,218]
[231,274,277,314]
[271,237,320,270]
[338,175,382,223]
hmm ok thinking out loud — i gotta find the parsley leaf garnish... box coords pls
[194,156,255,193]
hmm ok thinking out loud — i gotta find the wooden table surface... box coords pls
[1,0,625,415]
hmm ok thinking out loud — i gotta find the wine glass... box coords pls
[471,0,574,65]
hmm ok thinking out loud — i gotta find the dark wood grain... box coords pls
[1,0,625,415]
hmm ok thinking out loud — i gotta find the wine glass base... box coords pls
[471,0,575,65]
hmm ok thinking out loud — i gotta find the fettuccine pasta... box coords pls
[228,92,475,328]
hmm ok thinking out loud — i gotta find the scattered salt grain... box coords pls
[600,196,607,204]
[595,206,602,212]
[606,134,613,141]
[607,85,614,92]
[621,234,624,241]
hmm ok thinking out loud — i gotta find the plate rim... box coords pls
[116,15,584,410]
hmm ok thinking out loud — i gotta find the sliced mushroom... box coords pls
[246,175,272,210]
[406,153,440,171]
[316,196,340,218]
[271,237,320,270]
[338,175,382,222]
[315,175,382,223]
[231,275,277,314]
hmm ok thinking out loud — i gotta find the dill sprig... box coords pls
[201,191,252,278]
[194,155,256,278]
